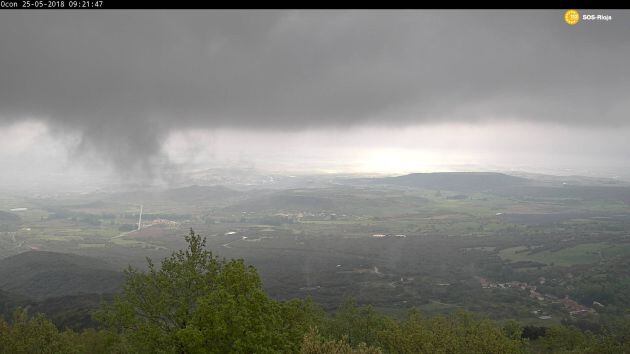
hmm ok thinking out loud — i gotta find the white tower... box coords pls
[137,204,143,230]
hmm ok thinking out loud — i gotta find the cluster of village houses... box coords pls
[478,277,597,319]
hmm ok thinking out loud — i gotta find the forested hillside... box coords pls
[0,251,123,300]
[1,230,628,353]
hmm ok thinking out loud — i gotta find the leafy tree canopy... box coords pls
[97,229,316,353]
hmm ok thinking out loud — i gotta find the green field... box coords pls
[498,243,628,266]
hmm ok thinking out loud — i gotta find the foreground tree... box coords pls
[0,308,79,353]
[97,229,312,353]
[322,303,524,354]
[300,328,382,354]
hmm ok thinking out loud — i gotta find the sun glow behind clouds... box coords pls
[162,122,630,177]
[355,148,453,175]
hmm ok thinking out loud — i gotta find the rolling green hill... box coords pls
[0,251,123,300]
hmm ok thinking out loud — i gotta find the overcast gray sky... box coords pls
[1,10,629,186]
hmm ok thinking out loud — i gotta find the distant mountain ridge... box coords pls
[355,172,529,192]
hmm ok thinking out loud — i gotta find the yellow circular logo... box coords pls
[564,9,580,25]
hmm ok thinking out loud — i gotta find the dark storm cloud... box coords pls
[1,10,629,174]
